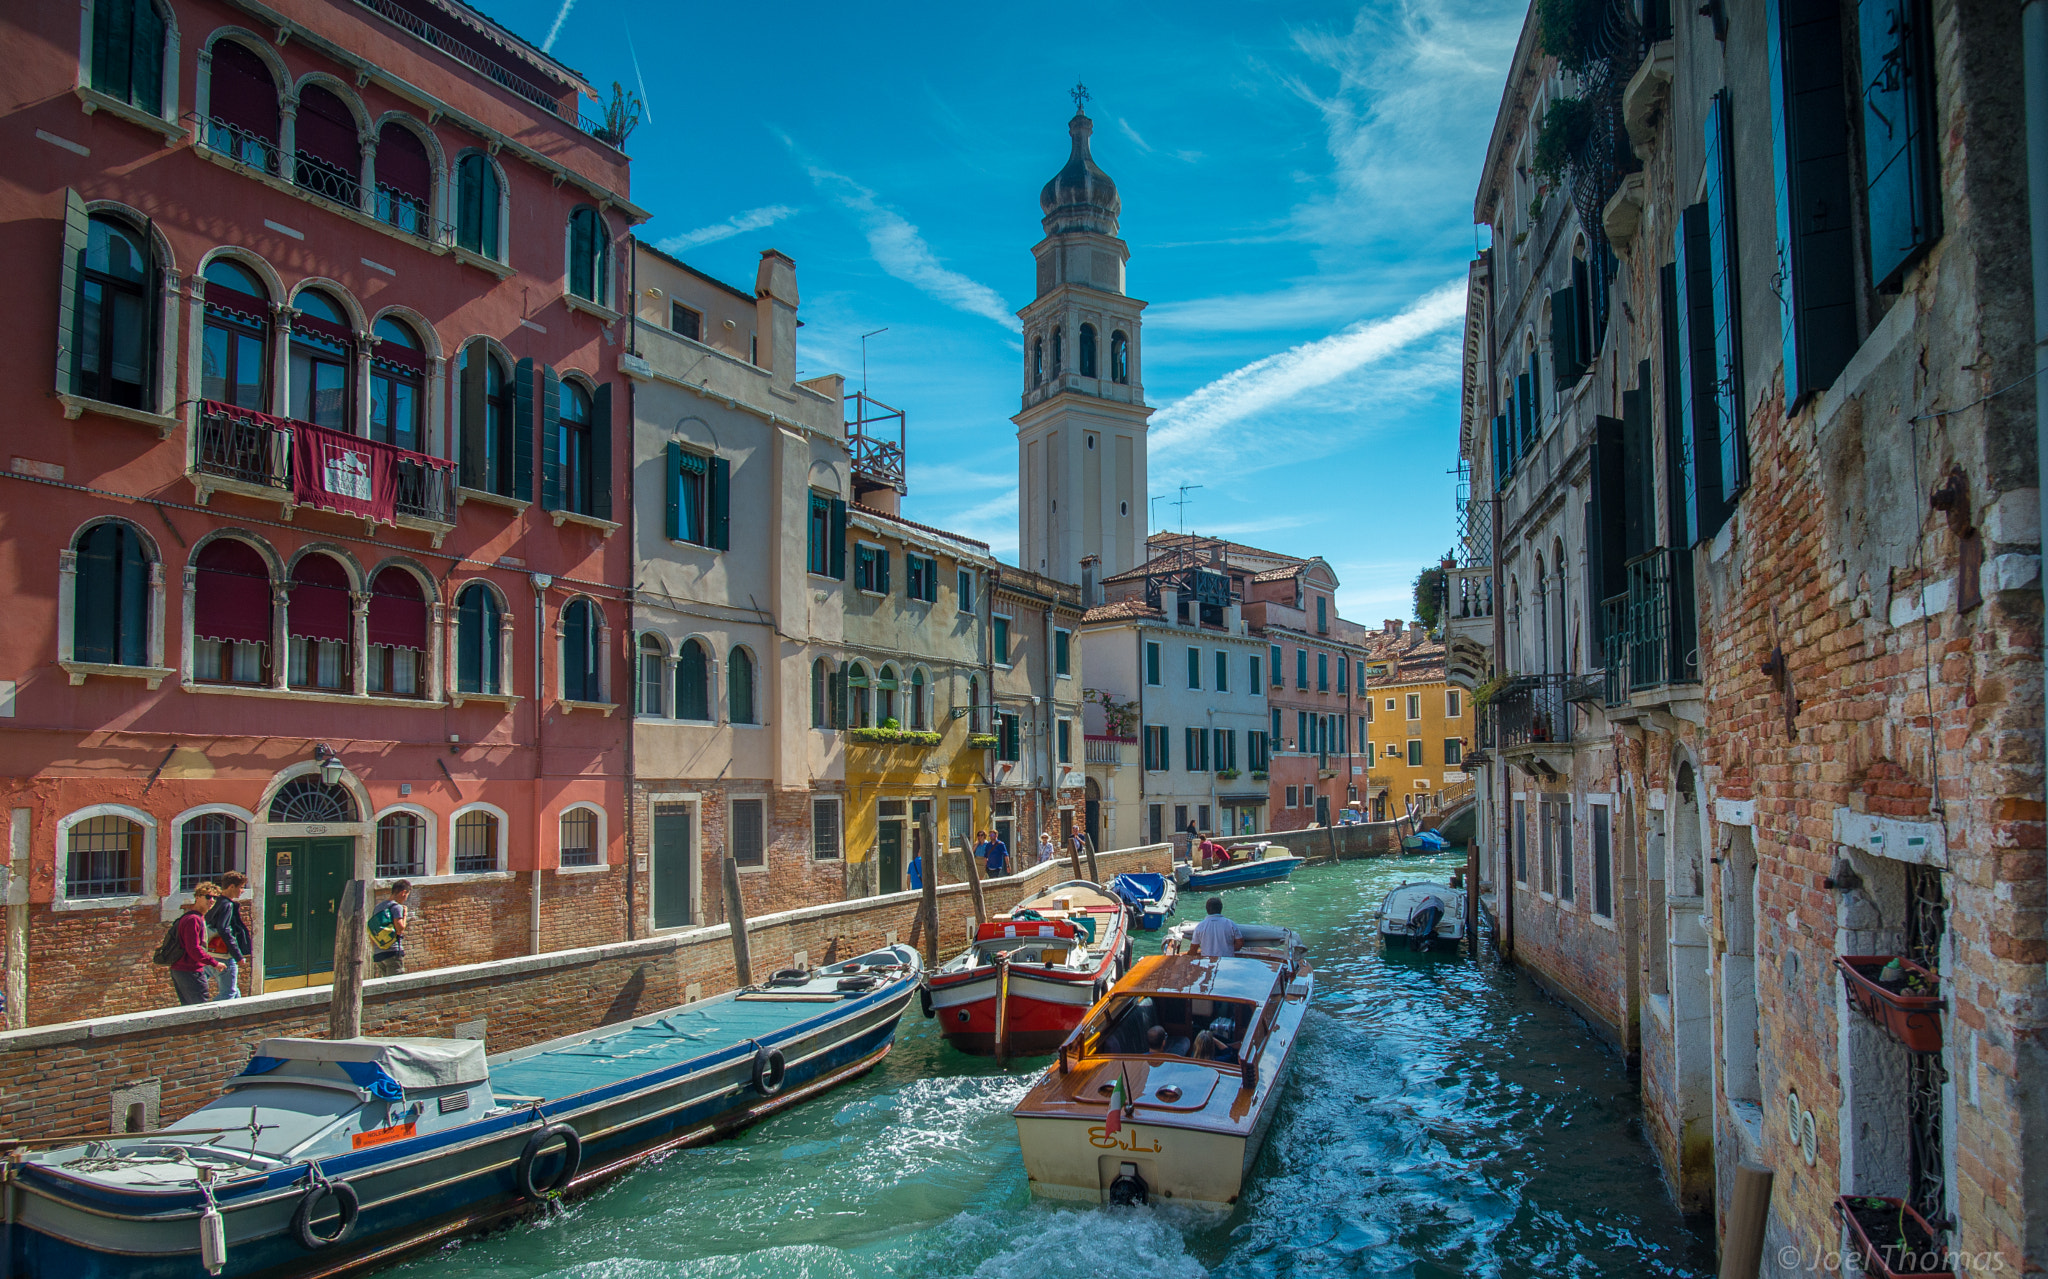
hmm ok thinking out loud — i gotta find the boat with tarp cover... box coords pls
[1108,873,1178,931]
[923,880,1132,1056]
[1,947,919,1278]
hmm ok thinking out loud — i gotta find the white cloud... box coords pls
[655,205,798,254]
[789,147,1020,332]
[1149,278,1468,453]
[1117,117,1155,153]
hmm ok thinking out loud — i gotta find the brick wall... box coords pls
[0,844,1169,1141]
[628,779,849,927]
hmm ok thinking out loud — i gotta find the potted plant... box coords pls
[1216,768,1241,781]
[846,721,942,748]
[1249,771,1268,782]
[967,733,999,751]
[1833,1196,1954,1278]
[1835,955,1943,1053]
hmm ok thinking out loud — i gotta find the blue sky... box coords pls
[487,0,1525,622]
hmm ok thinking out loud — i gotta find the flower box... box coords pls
[845,727,941,748]
[1833,1196,1953,1278]
[1249,771,1268,782]
[1216,769,1241,781]
[1835,955,1943,1054]
[966,733,999,751]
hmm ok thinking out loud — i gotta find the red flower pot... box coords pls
[1834,1195,1953,1278]
[1835,955,1943,1053]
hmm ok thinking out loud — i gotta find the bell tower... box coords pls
[1014,86,1151,589]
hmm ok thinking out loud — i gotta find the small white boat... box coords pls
[1375,881,1465,952]
[1011,919,1311,1209]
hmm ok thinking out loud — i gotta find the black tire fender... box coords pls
[291,1178,360,1250]
[918,985,934,1019]
[751,1043,787,1096]
[516,1122,582,1201]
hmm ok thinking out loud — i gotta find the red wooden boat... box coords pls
[924,880,1133,1056]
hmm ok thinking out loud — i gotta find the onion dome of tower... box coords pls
[1039,106,1120,235]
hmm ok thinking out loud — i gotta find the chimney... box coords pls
[1384,618,1403,634]
[753,249,798,388]
[1209,541,1224,565]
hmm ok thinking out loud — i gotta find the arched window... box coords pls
[675,638,709,720]
[369,316,424,451]
[180,813,245,890]
[967,675,980,731]
[728,647,756,724]
[1032,337,1044,387]
[89,0,167,115]
[568,206,609,303]
[1051,327,1063,375]
[555,380,594,515]
[559,807,598,868]
[454,152,501,259]
[1078,324,1097,378]
[909,668,927,730]
[453,809,498,873]
[72,214,159,409]
[269,776,357,823]
[458,340,516,497]
[192,539,270,685]
[455,582,502,695]
[1110,331,1129,384]
[876,664,899,726]
[204,40,280,171]
[561,598,601,703]
[811,658,827,728]
[287,554,351,691]
[366,567,425,697]
[376,812,425,877]
[67,815,142,898]
[847,661,871,728]
[637,634,667,716]
[373,121,432,236]
[293,83,362,207]
[72,522,151,667]
[200,259,270,410]
[288,289,352,429]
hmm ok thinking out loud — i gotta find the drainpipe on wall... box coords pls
[530,572,552,957]
[2027,0,2048,699]
[623,371,637,941]
[1043,600,1057,841]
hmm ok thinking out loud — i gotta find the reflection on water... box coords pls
[401,857,1714,1277]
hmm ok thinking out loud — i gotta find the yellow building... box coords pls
[1355,622,1468,822]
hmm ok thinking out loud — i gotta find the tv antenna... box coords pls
[860,327,887,395]
[1173,483,1203,540]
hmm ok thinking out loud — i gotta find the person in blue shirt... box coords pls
[982,829,1009,877]
[908,845,924,891]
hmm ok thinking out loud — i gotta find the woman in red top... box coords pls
[169,884,225,1006]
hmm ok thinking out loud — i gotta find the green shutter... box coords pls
[1768,0,1857,405]
[1859,0,1940,289]
[1551,286,1581,387]
[539,365,562,511]
[56,190,90,399]
[589,382,613,520]
[708,455,731,550]
[878,547,890,595]
[829,498,847,578]
[1704,92,1747,506]
[665,441,683,540]
[1676,202,1729,545]
[459,351,486,489]
[513,358,535,502]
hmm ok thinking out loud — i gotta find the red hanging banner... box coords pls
[291,421,396,523]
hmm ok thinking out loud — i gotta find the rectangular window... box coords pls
[1055,629,1071,676]
[1558,800,1575,902]
[1214,650,1229,692]
[1407,739,1423,767]
[905,554,928,601]
[1249,655,1261,689]
[1285,785,1299,809]
[1186,646,1201,690]
[806,492,831,575]
[993,616,1012,665]
[1364,739,1374,761]
[1337,655,1347,693]
[731,798,766,869]
[1184,727,1208,772]
[1702,92,1748,508]
[1296,710,1308,753]
[1359,717,1369,746]
[812,797,842,860]
[1386,743,1400,758]
[1057,719,1072,764]
[1592,802,1613,916]
[1269,645,1282,686]
[1296,648,1308,689]
[1198,804,1210,832]
[1515,799,1528,883]
[998,712,1022,761]
[1444,738,1463,766]
[669,302,701,340]
[957,567,974,611]
[1315,595,1327,633]
[1214,728,1235,771]
[1143,725,1169,771]
[1446,689,1462,718]
[1317,652,1328,691]
[1406,694,1421,720]
[1146,641,1161,686]
[854,544,887,594]
[1271,707,1282,743]
[1364,697,1373,721]
[665,445,727,550]
[1539,800,1554,893]
[1767,0,1858,404]
[1357,660,1366,690]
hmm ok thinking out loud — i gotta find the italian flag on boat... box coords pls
[1104,1071,1126,1135]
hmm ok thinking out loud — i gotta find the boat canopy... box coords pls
[976,918,1079,943]
[240,1036,489,1098]
[1119,955,1281,1003]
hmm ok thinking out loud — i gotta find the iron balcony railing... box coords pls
[192,115,281,175]
[392,455,457,524]
[294,151,362,210]
[1600,547,1700,705]
[197,404,457,525]
[373,183,452,241]
[1492,672,1603,750]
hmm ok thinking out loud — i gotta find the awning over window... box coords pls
[289,554,352,644]
[208,41,279,138]
[367,568,426,651]
[193,539,272,646]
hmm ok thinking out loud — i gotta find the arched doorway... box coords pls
[257,767,370,991]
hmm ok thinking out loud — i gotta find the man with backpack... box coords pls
[205,871,252,1000]
[368,880,412,977]
[158,884,225,1006]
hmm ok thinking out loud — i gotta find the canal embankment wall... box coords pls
[0,844,1169,1142]
[1217,817,1416,862]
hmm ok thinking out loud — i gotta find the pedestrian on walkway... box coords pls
[908,844,924,891]
[982,829,1009,878]
[205,871,252,1000]
[1037,830,1057,865]
[167,884,224,1006]
[368,880,412,978]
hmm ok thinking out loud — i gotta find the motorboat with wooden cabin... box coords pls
[923,880,1132,1058]
[1011,920,1311,1208]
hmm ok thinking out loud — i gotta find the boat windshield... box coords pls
[1091,994,1256,1062]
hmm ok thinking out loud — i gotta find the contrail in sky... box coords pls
[626,20,653,122]
[541,0,577,52]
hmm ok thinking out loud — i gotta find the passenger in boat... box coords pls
[1146,1024,1193,1058]
[1189,897,1243,958]
[1193,1015,1241,1065]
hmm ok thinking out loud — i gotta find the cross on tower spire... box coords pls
[1070,81,1091,114]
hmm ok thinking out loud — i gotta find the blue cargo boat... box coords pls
[1,946,920,1279]
[1173,842,1305,891]
[1107,873,1179,930]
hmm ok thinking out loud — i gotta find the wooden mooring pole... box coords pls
[919,811,941,971]
[329,880,369,1040]
[992,952,1012,1068]
[1082,835,1099,884]
[722,850,753,989]
[1465,842,1480,957]
[960,828,987,928]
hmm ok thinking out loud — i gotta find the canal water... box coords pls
[404,856,1715,1277]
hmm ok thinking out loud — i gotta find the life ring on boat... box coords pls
[290,1177,360,1249]
[752,1043,788,1096]
[918,985,934,1018]
[516,1123,583,1200]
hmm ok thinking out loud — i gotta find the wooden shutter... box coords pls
[513,358,535,502]
[1675,202,1729,545]
[590,382,613,520]
[1571,256,1595,365]
[708,455,731,550]
[828,498,847,579]
[1859,0,1940,289]
[878,547,890,595]
[1588,416,1627,646]
[55,190,90,399]
[1621,375,1653,561]
[539,364,562,511]
[1768,0,1858,406]
[1703,93,1747,506]
[459,351,486,489]
[1550,285,1582,387]
[830,661,847,729]
[1516,372,1534,454]
[664,441,683,541]
[1659,264,1688,550]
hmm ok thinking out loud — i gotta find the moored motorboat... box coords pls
[1400,829,1451,855]
[2,947,921,1278]
[1375,881,1465,952]
[1172,841,1304,891]
[1108,872,1178,930]
[1012,920,1311,1209]
[924,880,1132,1057]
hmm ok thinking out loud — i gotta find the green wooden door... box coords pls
[878,821,902,895]
[264,838,352,988]
[652,802,693,929]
